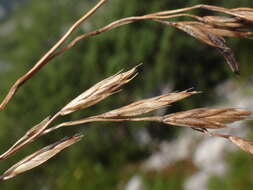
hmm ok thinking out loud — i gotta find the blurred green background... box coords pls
[0,0,253,189]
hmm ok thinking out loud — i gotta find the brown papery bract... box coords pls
[201,16,246,29]
[163,108,252,129]
[154,20,240,73]
[60,65,139,116]
[228,8,253,23]
[0,134,83,181]
[97,90,199,118]
[198,5,253,23]
[206,26,253,38]
[229,136,253,155]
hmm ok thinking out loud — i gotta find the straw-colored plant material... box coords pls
[0,0,108,111]
[228,136,253,155]
[1,1,253,181]
[231,8,253,22]
[163,108,252,129]
[0,117,50,160]
[155,20,240,73]
[60,65,139,116]
[96,90,198,118]
[194,130,253,155]
[42,90,198,134]
[201,16,248,29]
[0,65,139,160]
[0,134,83,181]
[42,105,252,137]
[196,19,253,38]
[200,5,253,22]
[1,3,253,110]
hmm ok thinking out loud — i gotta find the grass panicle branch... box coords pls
[0,1,253,181]
[0,66,138,160]
[1,2,253,110]
[196,130,253,155]
[0,0,108,111]
[0,117,50,160]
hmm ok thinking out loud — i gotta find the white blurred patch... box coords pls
[142,130,199,171]
[124,175,144,190]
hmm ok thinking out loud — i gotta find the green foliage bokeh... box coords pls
[0,0,253,189]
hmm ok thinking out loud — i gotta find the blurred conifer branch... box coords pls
[0,0,253,181]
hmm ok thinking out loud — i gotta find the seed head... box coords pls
[99,90,198,118]
[163,108,252,129]
[0,134,83,180]
[60,65,139,115]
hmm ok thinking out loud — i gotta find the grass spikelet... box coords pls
[98,90,199,118]
[229,136,253,155]
[163,108,252,129]
[60,65,139,116]
[0,134,83,181]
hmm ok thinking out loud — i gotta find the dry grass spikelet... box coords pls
[1,1,253,181]
[229,136,253,155]
[60,65,139,115]
[163,108,252,129]
[155,19,240,73]
[0,134,83,181]
[97,90,199,118]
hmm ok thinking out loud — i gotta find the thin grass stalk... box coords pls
[0,2,253,181]
[2,3,253,110]
[0,0,108,111]
[0,66,138,160]
[0,112,61,160]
